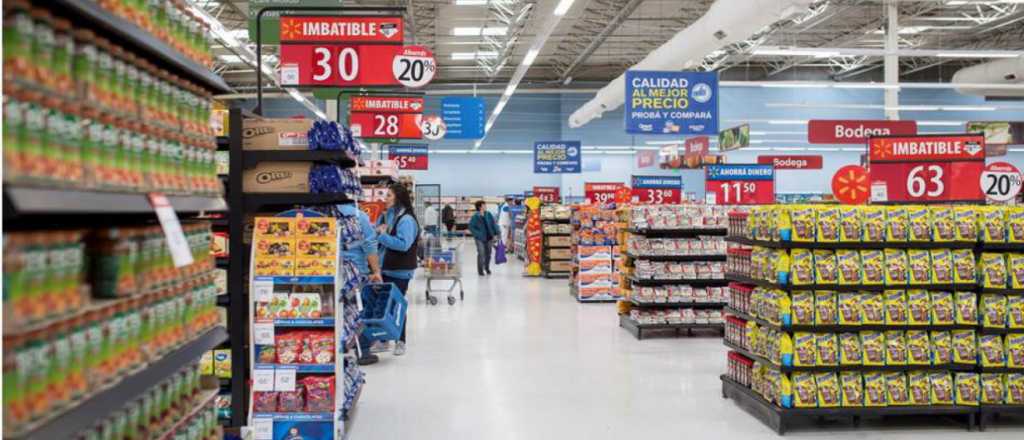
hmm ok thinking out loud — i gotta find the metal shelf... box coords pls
[243,193,357,208]
[4,187,227,217]
[980,288,1024,295]
[629,227,728,237]
[626,253,727,262]
[726,273,976,293]
[359,175,398,185]
[980,243,1024,252]
[619,314,723,340]
[629,276,728,287]
[724,340,975,373]
[631,300,727,309]
[726,236,978,250]
[723,307,978,332]
[243,150,358,169]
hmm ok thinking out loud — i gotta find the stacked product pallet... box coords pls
[722,204,1024,434]
[619,205,730,340]
[541,204,573,278]
[570,206,623,302]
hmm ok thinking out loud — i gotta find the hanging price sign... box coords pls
[704,164,775,205]
[631,175,682,204]
[584,182,625,205]
[533,186,561,203]
[867,134,986,203]
[392,46,436,88]
[349,95,424,139]
[387,145,429,170]
[980,161,1022,202]
[419,115,446,140]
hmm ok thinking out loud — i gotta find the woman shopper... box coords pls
[375,183,420,356]
[468,200,500,276]
[329,201,384,365]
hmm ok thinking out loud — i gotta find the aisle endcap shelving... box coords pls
[631,299,728,308]
[726,236,979,250]
[626,253,727,262]
[628,227,728,237]
[629,276,729,287]
[4,187,228,216]
[725,273,977,293]
[723,306,979,332]
[723,339,976,373]
[619,314,723,340]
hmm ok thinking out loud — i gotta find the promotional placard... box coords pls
[967,121,1023,157]
[533,186,561,203]
[718,124,750,152]
[584,182,626,205]
[867,134,986,203]
[831,165,870,205]
[624,71,719,135]
[631,175,682,204]
[349,112,422,139]
[387,145,429,170]
[685,136,709,161]
[808,120,917,144]
[441,96,486,139]
[534,141,581,173]
[704,164,775,205]
[980,161,1022,202]
[350,96,423,113]
[757,155,823,170]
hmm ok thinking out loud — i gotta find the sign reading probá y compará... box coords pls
[534,141,581,173]
[584,182,625,205]
[631,175,681,204]
[808,120,917,144]
[705,164,775,205]
[867,134,986,203]
[387,145,428,170]
[757,155,823,170]
[624,71,718,136]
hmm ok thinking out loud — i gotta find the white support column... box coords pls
[884,0,900,120]
[327,99,338,121]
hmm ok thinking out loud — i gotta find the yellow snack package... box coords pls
[930,206,956,242]
[839,332,862,365]
[862,206,886,243]
[779,332,794,367]
[980,253,1008,289]
[930,249,953,284]
[955,372,980,406]
[816,372,841,408]
[884,248,909,285]
[777,289,793,326]
[980,373,1005,405]
[886,206,910,242]
[886,372,911,406]
[955,291,978,325]
[930,291,954,325]
[864,372,888,407]
[839,206,863,242]
[778,371,793,408]
[1008,295,1024,329]
[885,330,907,365]
[790,249,814,285]
[952,249,977,284]
[907,249,932,285]
[791,291,814,326]
[815,291,838,325]
[294,257,336,276]
[774,249,791,284]
[214,349,232,378]
[816,333,838,366]
[980,207,1007,243]
[837,250,862,285]
[1009,373,1024,405]
[930,372,954,405]
[954,206,979,242]
[838,293,862,325]
[1007,334,1024,368]
[982,294,1008,328]
[296,236,336,258]
[952,330,977,365]
[793,332,817,367]
[255,237,296,258]
[793,372,818,408]
[861,330,886,366]
[907,290,931,325]
[813,250,838,284]
[199,351,215,375]
[906,331,931,365]
[861,292,885,325]
[296,216,336,238]
[908,371,931,405]
[254,258,295,277]
[1009,207,1024,242]
[979,334,1006,368]
[908,206,932,242]
[253,217,296,238]
[885,290,908,325]
[861,250,885,285]
[790,205,817,242]
[840,371,864,407]
[931,330,953,365]
[816,206,840,242]
[1008,253,1024,289]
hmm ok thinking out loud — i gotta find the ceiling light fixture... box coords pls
[452,26,508,36]
[553,0,576,16]
[522,48,540,66]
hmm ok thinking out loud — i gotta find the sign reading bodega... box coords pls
[808,120,917,144]
[757,155,823,170]
[279,16,404,43]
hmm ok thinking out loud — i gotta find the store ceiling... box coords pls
[198,0,1023,93]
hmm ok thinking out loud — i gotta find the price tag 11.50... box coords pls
[704,165,775,205]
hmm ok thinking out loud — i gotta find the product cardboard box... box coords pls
[549,261,572,272]
[546,236,572,247]
[243,161,311,193]
[242,118,314,150]
[578,246,613,260]
[547,248,572,260]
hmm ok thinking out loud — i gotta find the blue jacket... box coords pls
[468,211,500,242]
[377,207,419,280]
[336,204,378,276]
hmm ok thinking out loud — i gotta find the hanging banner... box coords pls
[584,182,625,205]
[350,96,423,113]
[685,136,709,160]
[387,145,429,170]
[349,95,424,139]
[624,71,719,135]
[867,134,986,203]
[718,124,750,152]
[631,175,682,204]
[534,141,581,173]
[636,150,657,169]
[808,120,917,144]
[705,164,775,205]
[533,186,561,204]
[757,155,823,170]
[441,96,486,139]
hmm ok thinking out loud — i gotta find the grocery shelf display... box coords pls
[569,205,623,303]
[540,204,573,278]
[721,203,1024,434]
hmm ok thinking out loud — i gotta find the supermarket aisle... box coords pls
[349,242,1022,439]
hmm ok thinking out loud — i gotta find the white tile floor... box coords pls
[349,240,1024,439]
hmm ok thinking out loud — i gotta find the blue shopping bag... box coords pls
[494,240,507,265]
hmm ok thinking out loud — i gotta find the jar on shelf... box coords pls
[52,18,74,95]
[3,85,27,182]
[73,28,98,104]
[3,0,35,84]
[29,8,55,90]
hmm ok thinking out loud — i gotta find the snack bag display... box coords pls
[791,291,814,326]
[954,206,979,242]
[839,207,863,242]
[907,249,932,285]
[861,250,885,285]
[862,206,886,242]
[296,217,335,238]
[816,372,841,408]
[861,292,885,325]
[813,250,838,284]
[885,331,907,365]
[1009,207,1024,242]
[793,373,818,408]
[907,290,931,326]
[931,331,953,365]
[864,372,888,407]
[908,371,931,405]
[886,372,911,406]
[253,391,278,413]
[1007,334,1024,368]
[980,373,1005,405]
[980,207,1007,243]
[982,294,1008,328]
[301,376,335,412]
[930,372,954,405]
[861,331,885,366]
[930,249,953,284]
[296,237,336,258]
[817,333,838,366]
[794,332,817,367]
[840,372,864,407]
[884,249,909,285]
[979,334,1006,368]
[886,206,910,242]
[906,331,931,365]
[815,291,838,325]
[838,293,862,325]
[254,217,296,238]
[908,206,931,242]
[839,333,862,365]
[951,249,977,284]
[294,258,336,276]
[955,372,980,406]
[780,332,794,367]
[931,206,956,242]
[955,291,978,325]
[1010,254,1024,289]
[790,249,815,285]
[816,206,840,242]
[1010,373,1024,404]
[790,206,816,242]
[980,253,1008,289]
[837,250,862,285]
[952,330,977,365]
[255,237,295,258]
[1009,295,1024,329]
[930,291,954,325]
[277,385,305,413]
[884,290,908,325]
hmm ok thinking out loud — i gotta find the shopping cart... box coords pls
[423,244,464,305]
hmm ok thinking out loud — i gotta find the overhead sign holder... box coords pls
[867,134,986,203]
[624,71,719,136]
[388,145,429,170]
[631,175,682,205]
[705,164,775,205]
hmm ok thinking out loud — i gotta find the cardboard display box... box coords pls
[545,236,572,247]
[547,248,572,260]
[243,161,311,193]
[548,261,572,272]
[243,118,314,150]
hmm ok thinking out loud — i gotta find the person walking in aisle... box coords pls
[441,203,455,236]
[468,200,500,276]
[498,196,513,246]
[376,183,420,356]
[423,201,440,237]
[329,201,384,365]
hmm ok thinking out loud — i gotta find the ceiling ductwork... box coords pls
[567,0,815,129]
[952,56,1024,98]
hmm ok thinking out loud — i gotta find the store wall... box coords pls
[400,154,561,196]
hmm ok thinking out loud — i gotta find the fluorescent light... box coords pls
[503,84,516,96]
[553,0,576,16]
[434,150,471,154]
[492,99,507,114]
[834,83,899,90]
[742,147,772,151]
[936,52,1020,58]
[476,51,499,58]
[841,147,866,152]
[917,121,965,126]
[452,26,508,36]
[762,83,829,88]
[604,151,635,155]
[522,48,539,66]
[454,0,488,5]
[768,120,809,125]
[218,54,247,63]
[451,51,499,60]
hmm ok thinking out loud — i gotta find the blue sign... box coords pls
[631,175,682,188]
[534,141,582,174]
[441,96,485,139]
[705,164,775,181]
[624,70,719,135]
[388,145,428,156]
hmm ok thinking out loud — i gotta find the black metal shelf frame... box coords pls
[619,314,723,340]
[723,340,976,373]
[726,236,979,250]
[723,306,978,333]
[629,227,728,237]
[4,187,227,218]
[726,273,976,293]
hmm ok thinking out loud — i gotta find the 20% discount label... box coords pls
[981,162,1023,202]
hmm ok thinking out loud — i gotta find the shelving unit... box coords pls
[540,205,573,278]
[620,315,723,340]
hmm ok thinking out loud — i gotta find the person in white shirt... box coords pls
[497,197,512,244]
[423,202,440,237]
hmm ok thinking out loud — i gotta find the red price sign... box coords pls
[704,164,775,205]
[387,145,429,170]
[867,134,986,203]
[630,176,681,204]
[350,112,422,139]
[279,44,404,87]
[279,16,404,44]
[584,182,624,205]
[533,186,561,203]
[351,96,423,113]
